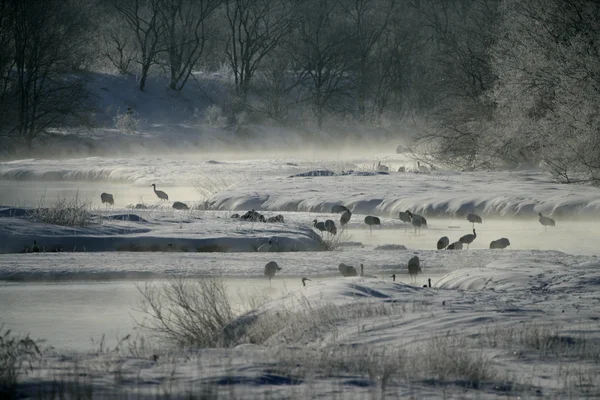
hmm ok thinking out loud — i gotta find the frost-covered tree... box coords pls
[490,0,600,183]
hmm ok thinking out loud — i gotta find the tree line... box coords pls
[0,0,598,184]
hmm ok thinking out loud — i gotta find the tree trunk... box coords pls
[139,62,151,91]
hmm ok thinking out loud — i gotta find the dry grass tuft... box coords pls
[29,193,94,227]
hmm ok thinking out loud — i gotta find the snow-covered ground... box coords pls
[3,252,599,398]
[2,151,600,398]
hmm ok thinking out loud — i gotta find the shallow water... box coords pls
[0,180,199,208]
[1,214,598,350]
[345,218,599,256]
[2,159,599,351]
[0,274,431,351]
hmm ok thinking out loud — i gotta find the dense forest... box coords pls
[0,0,598,183]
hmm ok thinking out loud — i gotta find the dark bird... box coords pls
[331,204,349,214]
[364,216,381,232]
[151,184,169,201]
[31,240,40,253]
[100,192,114,207]
[313,219,326,234]
[490,238,510,249]
[301,277,311,287]
[407,256,421,282]
[340,210,352,227]
[467,213,482,227]
[437,236,450,250]
[338,262,358,277]
[446,241,463,250]
[264,261,281,286]
[391,274,396,282]
[172,201,189,210]
[406,211,427,234]
[459,229,477,249]
[266,214,284,223]
[399,211,412,232]
[242,209,266,222]
[538,213,555,231]
[376,161,389,172]
[324,219,337,235]
[417,161,430,173]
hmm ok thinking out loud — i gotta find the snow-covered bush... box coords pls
[204,105,228,128]
[114,108,141,134]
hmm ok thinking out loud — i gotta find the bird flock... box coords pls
[99,184,190,211]
[96,191,557,289]
[262,207,558,289]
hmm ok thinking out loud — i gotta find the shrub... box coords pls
[0,325,43,395]
[195,171,240,201]
[318,227,353,251]
[133,277,236,347]
[29,193,94,227]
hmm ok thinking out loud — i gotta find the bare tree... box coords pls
[5,0,90,147]
[287,0,356,128]
[0,0,15,135]
[341,0,397,121]
[224,0,296,104]
[111,0,167,91]
[370,22,418,120]
[159,0,222,91]
[408,0,501,168]
[101,18,138,75]
[252,55,304,122]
